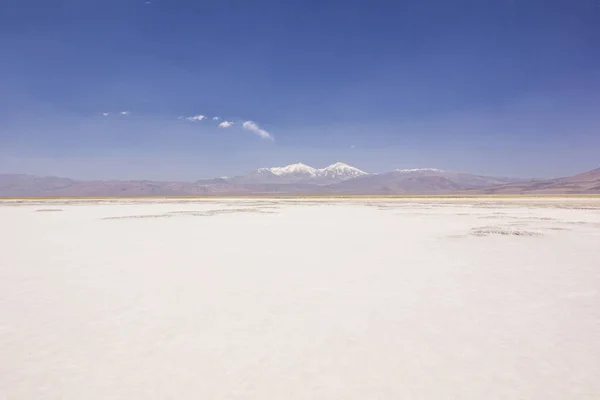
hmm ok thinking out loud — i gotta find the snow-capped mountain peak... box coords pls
[318,162,368,179]
[268,163,318,176]
[238,162,368,183]
[327,161,351,168]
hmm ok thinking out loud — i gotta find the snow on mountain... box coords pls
[268,163,318,177]
[235,162,368,184]
[318,162,368,180]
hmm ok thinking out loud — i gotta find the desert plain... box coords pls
[1,197,599,399]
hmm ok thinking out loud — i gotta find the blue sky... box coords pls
[1,0,599,180]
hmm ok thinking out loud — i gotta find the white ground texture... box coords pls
[1,197,600,399]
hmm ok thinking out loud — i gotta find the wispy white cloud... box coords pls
[185,115,206,122]
[102,112,109,116]
[218,121,234,128]
[242,121,273,140]
[120,111,130,116]
[350,145,356,148]
[213,116,220,120]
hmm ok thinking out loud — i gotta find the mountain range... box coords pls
[230,162,368,184]
[1,162,599,197]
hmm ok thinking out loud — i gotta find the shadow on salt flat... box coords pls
[470,226,543,237]
[101,208,279,220]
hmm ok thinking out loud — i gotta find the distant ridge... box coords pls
[326,168,519,195]
[473,167,600,194]
[1,165,598,197]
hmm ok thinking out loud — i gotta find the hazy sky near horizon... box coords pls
[1,0,599,180]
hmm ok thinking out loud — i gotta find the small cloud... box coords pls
[218,121,234,128]
[120,111,130,116]
[177,116,184,119]
[185,115,206,122]
[102,112,109,116]
[242,121,273,140]
[213,116,220,120]
[350,145,356,148]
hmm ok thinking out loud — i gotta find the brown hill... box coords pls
[472,167,600,194]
